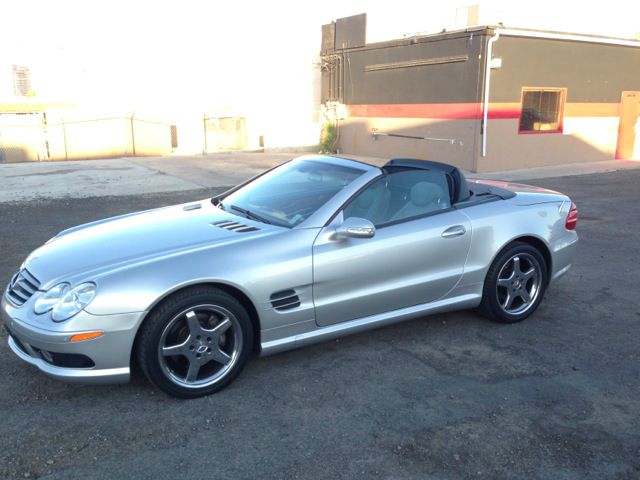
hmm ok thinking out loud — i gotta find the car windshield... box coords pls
[218,159,366,228]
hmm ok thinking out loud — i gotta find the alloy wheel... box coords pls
[495,253,543,316]
[157,304,243,388]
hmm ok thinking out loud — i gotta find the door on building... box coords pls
[616,91,640,160]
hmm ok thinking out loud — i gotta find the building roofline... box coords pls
[323,24,640,55]
[326,26,491,53]
[494,27,640,48]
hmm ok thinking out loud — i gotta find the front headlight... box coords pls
[34,283,70,314]
[34,282,97,322]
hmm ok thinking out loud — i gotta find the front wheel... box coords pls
[136,286,253,398]
[478,242,548,323]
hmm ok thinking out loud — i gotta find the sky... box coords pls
[1,0,639,119]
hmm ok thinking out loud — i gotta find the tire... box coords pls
[136,286,254,398]
[477,242,548,324]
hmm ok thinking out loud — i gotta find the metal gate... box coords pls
[203,116,247,153]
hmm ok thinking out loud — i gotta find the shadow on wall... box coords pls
[0,147,32,163]
[338,117,622,172]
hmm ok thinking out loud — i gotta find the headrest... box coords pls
[410,182,443,206]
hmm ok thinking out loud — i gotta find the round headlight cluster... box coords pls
[34,282,97,322]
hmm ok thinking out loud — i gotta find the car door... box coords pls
[312,169,472,327]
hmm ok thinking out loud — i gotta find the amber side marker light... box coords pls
[69,332,104,342]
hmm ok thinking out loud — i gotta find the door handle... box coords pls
[441,225,466,238]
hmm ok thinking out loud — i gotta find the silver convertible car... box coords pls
[2,156,578,398]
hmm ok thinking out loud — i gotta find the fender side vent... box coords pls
[270,289,300,311]
[211,220,260,233]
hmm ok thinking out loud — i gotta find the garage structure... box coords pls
[321,14,640,172]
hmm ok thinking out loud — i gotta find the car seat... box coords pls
[344,181,391,225]
[391,182,447,220]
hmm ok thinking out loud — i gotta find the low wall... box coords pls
[48,117,172,161]
[0,115,172,162]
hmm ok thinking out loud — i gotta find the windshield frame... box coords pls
[212,155,381,229]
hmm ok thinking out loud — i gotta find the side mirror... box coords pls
[334,217,376,239]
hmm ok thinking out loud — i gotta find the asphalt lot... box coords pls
[0,169,639,479]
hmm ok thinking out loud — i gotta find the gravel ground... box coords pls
[0,170,639,479]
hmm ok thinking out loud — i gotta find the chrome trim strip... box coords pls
[21,269,40,286]
[273,300,301,310]
[9,289,28,302]
[16,281,36,295]
[260,293,481,356]
[211,220,259,233]
[270,290,296,300]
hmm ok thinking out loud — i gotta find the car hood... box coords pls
[24,200,279,288]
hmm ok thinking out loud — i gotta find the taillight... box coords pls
[565,202,578,230]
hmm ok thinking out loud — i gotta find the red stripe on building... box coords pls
[347,103,521,120]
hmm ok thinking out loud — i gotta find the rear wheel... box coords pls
[137,286,253,398]
[478,242,548,323]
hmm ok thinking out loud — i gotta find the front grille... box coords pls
[6,269,40,306]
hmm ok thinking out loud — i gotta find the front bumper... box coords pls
[7,335,130,383]
[2,295,144,384]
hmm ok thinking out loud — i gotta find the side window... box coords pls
[343,170,452,226]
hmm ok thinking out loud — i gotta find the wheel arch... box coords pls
[132,281,262,369]
[494,235,552,282]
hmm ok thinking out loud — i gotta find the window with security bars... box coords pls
[518,88,565,133]
[12,65,32,96]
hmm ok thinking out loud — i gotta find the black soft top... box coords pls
[383,158,471,204]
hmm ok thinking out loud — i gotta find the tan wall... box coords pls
[49,118,130,160]
[335,112,628,173]
[47,117,171,161]
[0,113,47,162]
[131,120,172,156]
[480,117,621,172]
[338,117,478,171]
